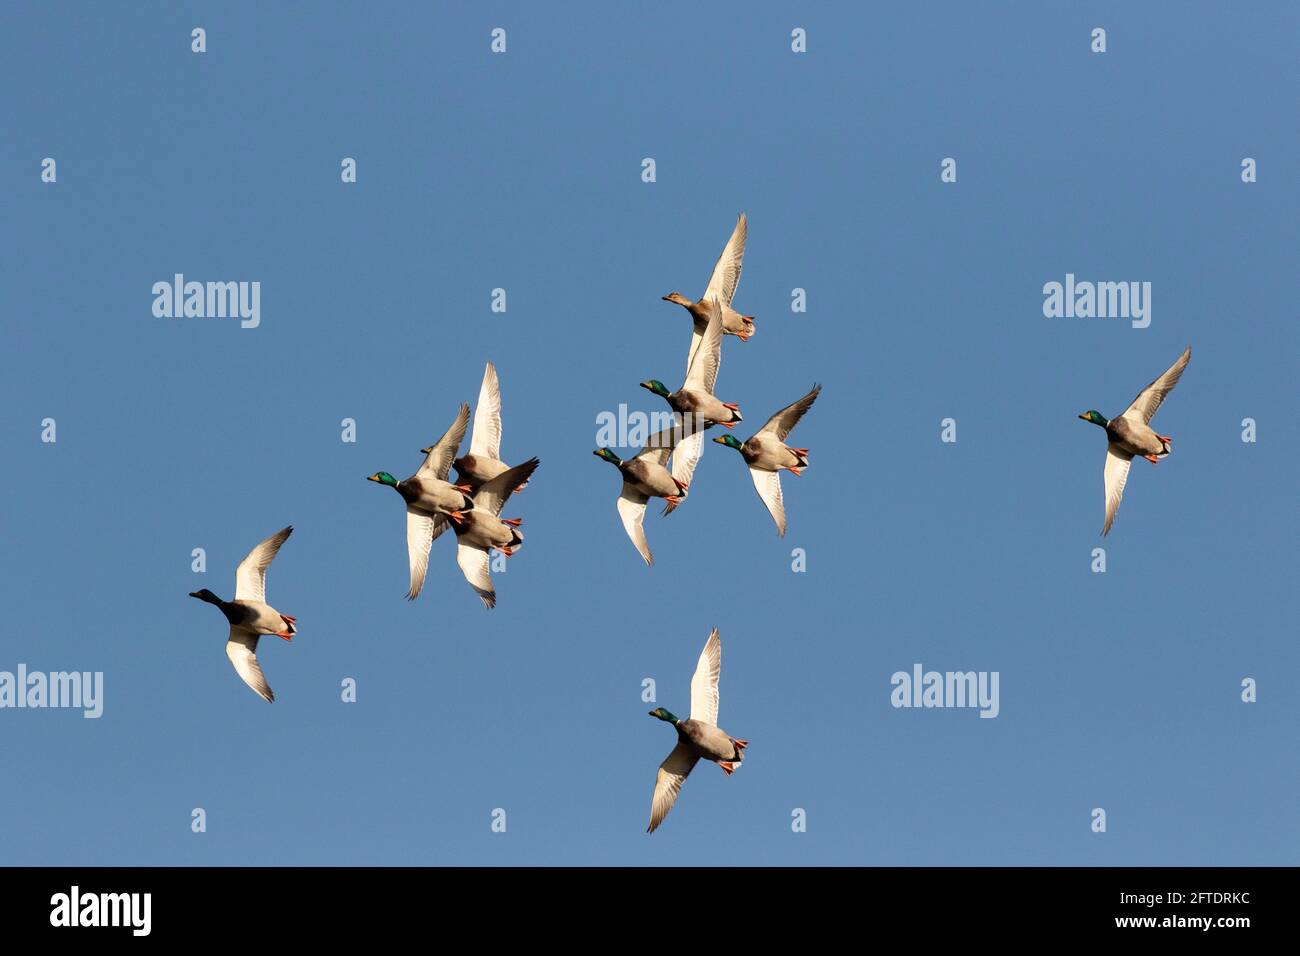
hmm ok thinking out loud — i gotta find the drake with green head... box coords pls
[640,299,741,428]
[640,303,743,501]
[712,384,821,537]
[367,403,475,601]
[646,629,748,834]
[593,424,689,566]
[1077,346,1190,536]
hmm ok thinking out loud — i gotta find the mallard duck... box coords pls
[188,526,296,703]
[662,213,754,370]
[641,301,742,494]
[451,457,540,608]
[646,628,747,833]
[593,424,689,565]
[451,362,529,494]
[1079,345,1191,535]
[714,384,821,537]
[368,404,475,600]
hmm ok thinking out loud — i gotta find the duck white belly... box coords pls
[408,478,469,515]
[232,600,289,635]
[458,511,517,550]
[679,719,742,763]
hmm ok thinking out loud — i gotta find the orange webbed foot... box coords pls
[718,761,736,776]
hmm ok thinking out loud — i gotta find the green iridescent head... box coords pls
[1077,410,1108,427]
[639,379,672,399]
[367,471,399,487]
[712,434,744,450]
[648,707,679,723]
[593,448,622,466]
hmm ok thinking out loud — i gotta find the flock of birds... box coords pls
[185,214,1194,833]
[597,212,821,565]
[188,360,540,709]
[366,362,538,609]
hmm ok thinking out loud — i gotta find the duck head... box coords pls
[593,448,622,466]
[1077,410,1109,428]
[712,434,744,451]
[639,379,672,399]
[661,292,692,307]
[648,707,679,724]
[188,588,224,606]
[367,471,399,488]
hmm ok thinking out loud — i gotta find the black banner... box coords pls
[0,866,1280,940]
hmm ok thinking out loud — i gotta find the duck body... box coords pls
[193,591,296,638]
[619,457,681,500]
[663,293,754,342]
[227,598,294,637]
[1102,415,1169,460]
[395,474,473,515]
[453,508,523,553]
[664,385,741,428]
[673,717,746,766]
[451,453,510,492]
[736,432,807,472]
[368,470,472,525]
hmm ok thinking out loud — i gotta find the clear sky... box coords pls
[2,2,1295,865]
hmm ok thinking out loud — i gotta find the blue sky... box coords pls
[2,2,1295,865]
